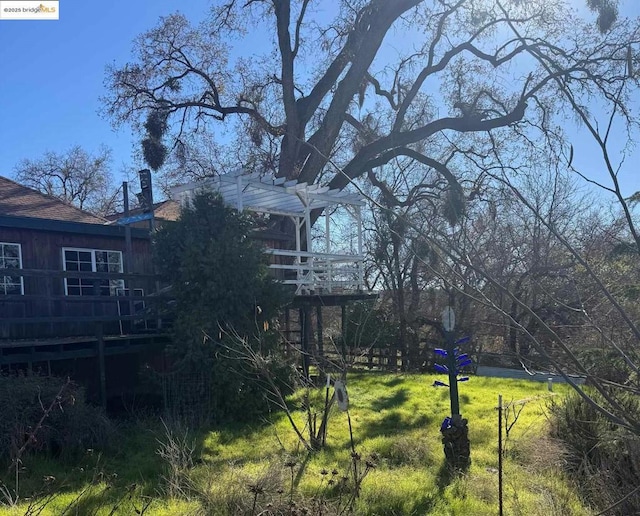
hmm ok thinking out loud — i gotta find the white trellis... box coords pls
[170,170,365,295]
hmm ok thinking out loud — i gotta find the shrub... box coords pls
[549,390,640,515]
[0,373,114,462]
[575,347,635,384]
[154,191,294,425]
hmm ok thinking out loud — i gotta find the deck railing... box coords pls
[0,269,171,342]
[265,249,364,294]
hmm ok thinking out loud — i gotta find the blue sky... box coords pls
[0,0,211,179]
[1,0,639,199]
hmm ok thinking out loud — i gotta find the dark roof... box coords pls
[105,199,181,222]
[0,176,106,224]
[0,214,151,239]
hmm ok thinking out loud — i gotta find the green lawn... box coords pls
[1,373,591,515]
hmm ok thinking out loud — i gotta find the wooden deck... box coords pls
[0,269,172,405]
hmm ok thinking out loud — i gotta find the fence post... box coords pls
[498,394,503,516]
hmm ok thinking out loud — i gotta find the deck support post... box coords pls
[316,305,324,357]
[93,280,107,408]
[97,323,106,408]
[300,306,311,380]
[284,308,291,343]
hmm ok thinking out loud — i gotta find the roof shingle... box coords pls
[0,176,106,224]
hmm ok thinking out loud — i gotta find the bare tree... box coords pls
[362,168,640,435]
[13,145,121,216]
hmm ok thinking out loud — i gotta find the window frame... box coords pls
[0,242,23,295]
[62,247,124,296]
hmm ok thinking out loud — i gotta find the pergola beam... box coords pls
[170,169,367,294]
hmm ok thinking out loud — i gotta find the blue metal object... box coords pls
[116,213,153,225]
[433,334,474,417]
[441,417,452,431]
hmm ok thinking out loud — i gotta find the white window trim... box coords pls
[0,242,23,295]
[62,247,124,296]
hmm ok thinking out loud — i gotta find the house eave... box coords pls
[0,214,151,239]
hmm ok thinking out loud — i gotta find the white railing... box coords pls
[265,249,364,295]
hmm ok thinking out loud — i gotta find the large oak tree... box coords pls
[103,0,637,208]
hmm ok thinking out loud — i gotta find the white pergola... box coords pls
[170,170,365,295]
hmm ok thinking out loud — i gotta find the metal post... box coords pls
[447,330,460,417]
[498,394,504,516]
[321,374,330,446]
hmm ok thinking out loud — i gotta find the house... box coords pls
[0,176,168,404]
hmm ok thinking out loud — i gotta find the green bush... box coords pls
[154,191,294,425]
[549,390,640,515]
[162,342,297,427]
[343,301,399,350]
[0,373,114,461]
[575,347,636,384]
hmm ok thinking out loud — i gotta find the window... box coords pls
[0,243,23,295]
[62,248,124,296]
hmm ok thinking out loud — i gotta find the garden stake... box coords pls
[322,374,331,446]
[498,394,503,516]
[347,410,357,487]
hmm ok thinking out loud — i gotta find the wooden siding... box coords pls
[0,225,153,277]
[0,223,161,341]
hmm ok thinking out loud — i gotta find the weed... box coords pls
[155,420,196,500]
